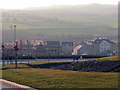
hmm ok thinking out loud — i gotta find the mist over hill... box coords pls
[2,4,118,43]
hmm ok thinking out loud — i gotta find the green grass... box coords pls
[94,56,120,61]
[3,22,117,35]
[1,56,119,88]
[1,60,119,88]
[2,14,118,36]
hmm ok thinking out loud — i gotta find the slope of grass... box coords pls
[2,65,118,88]
[1,56,119,88]
[1,62,119,88]
[94,56,120,61]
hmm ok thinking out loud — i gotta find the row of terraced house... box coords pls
[2,40,74,57]
[1,37,118,57]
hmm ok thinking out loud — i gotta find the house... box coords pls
[18,40,34,56]
[77,38,117,56]
[4,44,14,57]
[35,44,48,57]
[62,42,73,55]
[45,41,62,56]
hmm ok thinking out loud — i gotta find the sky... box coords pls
[0,0,119,9]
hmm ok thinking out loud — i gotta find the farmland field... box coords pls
[2,4,118,42]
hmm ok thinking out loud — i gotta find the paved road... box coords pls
[0,58,93,64]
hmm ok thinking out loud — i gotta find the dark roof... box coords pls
[81,41,89,46]
[46,41,60,46]
[62,42,73,47]
[91,38,116,44]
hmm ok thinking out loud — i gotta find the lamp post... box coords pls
[13,25,18,68]
[14,42,19,68]
[14,25,16,44]
[10,24,19,68]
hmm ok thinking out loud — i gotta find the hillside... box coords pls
[2,4,118,42]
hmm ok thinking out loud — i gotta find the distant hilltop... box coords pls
[2,4,118,44]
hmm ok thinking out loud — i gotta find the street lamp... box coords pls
[9,24,19,68]
[13,25,19,68]
[14,25,16,45]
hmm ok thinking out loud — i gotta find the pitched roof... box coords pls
[91,38,116,44]
[62,42,73,47]
[46,41,60,46]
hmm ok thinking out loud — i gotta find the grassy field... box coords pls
[2,64,118,88]
[94,56,120,61]
[1,56,119,89]
[2,6,118,36]
[2,21,118,36]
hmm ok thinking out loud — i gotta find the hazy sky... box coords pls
[0,0,119,9]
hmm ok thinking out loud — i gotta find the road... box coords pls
[0,58,93,64]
